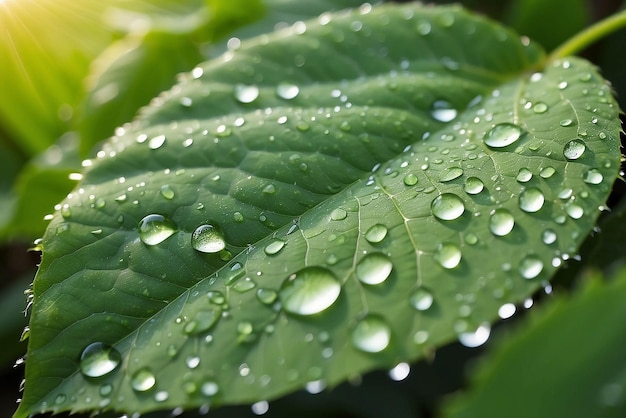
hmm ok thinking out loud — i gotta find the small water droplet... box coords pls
[276,83,300,100]
[352,315,391,353]
[560,118,574,127]
[489,208,515,236]
[280,267,341,315]
[410,287,434,311]
[184,309,221,335]
[251,400,269,415]
[565,201,584,219]
[519,187,545,213]
[403,173,418,186]
[365,224,388,244]
[516,168,532,183]
[201,381,219,397]
[583,168,603,184]
[264,239,286,255]
[518,254,543,279]
[131,368,156,392]
[256,288,278,305]
[539,167,556,179]
[430,100,457,122]
[533,102,548,113]
[138,214,177,246]
[542,229,557,244]
[234,84,259,103]
[458,323,491,347]
[330,208,347,220]
[160,185,175,200]
[79,342,121,378]
[498,303,516,319]
[435,242,462,269]
[355,253,393,285]
[233,277,256,293]
[186,356,200,369]
[563,139,586,160]
[483,123,524,148]
[464,177,484,194]
[148,135,166,150]
[440,167,463,182]
[192,224,226,253]
[389,362,411,381]
[431,193,465,221]
[55,394,67,405]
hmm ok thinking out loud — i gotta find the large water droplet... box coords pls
[583,168,603,185]
[365,224,388,244]
[410,287,434,311]
[131,368,156,392]
[148,135,166,150]
[565,201,584,219]
[439,167,463,182]
[519,187,545,212]
[516,168,533,183]
[234,84,259,103]
[191,224,226,253]
[483,123,524,148]
[160,184,175,200]
[563,139,586,160]
[355,253,393,285]
[541,229,557,244]
[352,315,391,353]
[184,309,221,335]
[518,255,543,279]
[464,177,484,195]
[457,323,491,347]
[138,214,177,245]
[79,342,121,378]
[403,173,418,186]
[280,267,341,315]
[264,239,286,255]
[489,208,514,236]
[435,243,462,269]
[430,100,457,122]
[539,166,556,179]
[431,193,465,221]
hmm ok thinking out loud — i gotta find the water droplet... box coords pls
[489,208,514,236]
[565,201,584,219]
[464,177,484,194]
[431,193,465,221]
[201,381,219,397]
[583,168,603,184]
[233,277,256,293]
[276,83,300,100]
[138,214,177,245]
[234,84,259,103]
[563,139,586,160]
[330,208,347,220]
[435,243,462,269]
[186,356,200,369]
[403,173,418,186]
[355,253,393,285]
[55,394,67,405]
[79,342,121,378]
[498,303,516,319]
[256,288,278,305]
[560,118,574,127]
[352,315,391,353]
[410,287,434,311]
[148,135,166,150]
[439,167,463,182]
[251,400,269,415]
[518,255,543,279]
[539,167,556,179]
[458,323,491,347]
[464,232,478,245]
[280,267,341,315]
[131,368,156,392]
[207,290,226,305]
[519,187,545,212]
[430,100,457,122]
[184,309,221,335]
[533,102,548,113]
[191,224,226,253]
[365,224,388,244]
[160,185,175,200]
[264,239,286,255]
[516,168,533,183]
[389,362,411,381]
[542,229,557,244]
[483,123,523,148]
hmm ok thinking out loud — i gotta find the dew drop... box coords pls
[439,167,463,182]
[138,214,177,246]
[583,168,603,185]
[533,102,548,113]
[131,368,156,392]
[276,83,300,100]
[148,135,166,150]
[352,315,391,353]
[516,168,533,183]
[565,201,584,219]
[330,208,347,220]
[563,139,586,160]
[464,177,484,195]
[498,303,516,319]
[457,323,491,347]
[539,166,556,179]
[431,193,465,221]
[430,100,457,122]
[389,362,411,381]
[256,288,278,305]
[233,277,256,293]
[201,381,219,397]
[184,309,221,335]
[542,229,557,245]
[489,208,515,236]
[355,253,393,285]
[365,224,388,244]
[403,173,418,186]
[560,118,574,127]
[234,84,259,103]
[251,400,269,415]
[483,123,524,148]
[191,224,226,253]
[410,287,434,311]
[518,254,543,279]
[519,187,545,213]
[280,267,341,315]
[264,239,286,255]
[435,243,462,269]
[79,342,121,378]
[160,185,175,200]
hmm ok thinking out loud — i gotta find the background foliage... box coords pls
[1,0,625,417]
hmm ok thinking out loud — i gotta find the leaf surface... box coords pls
[16,3,622,417]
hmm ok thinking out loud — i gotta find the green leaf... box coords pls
[444,268,626,418]
[16,3,622,418]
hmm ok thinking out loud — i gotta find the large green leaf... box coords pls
[15,3,621,417]
[444,268,626,418]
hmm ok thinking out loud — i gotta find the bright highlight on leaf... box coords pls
[15,3,622,418]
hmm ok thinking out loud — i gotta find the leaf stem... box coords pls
[549,9,626,60]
